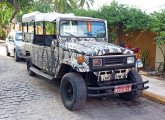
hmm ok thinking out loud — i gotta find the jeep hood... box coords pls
[61,41,133,56]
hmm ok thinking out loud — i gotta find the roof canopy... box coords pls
[22,11,75,23]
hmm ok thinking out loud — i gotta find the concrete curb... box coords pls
[0,40,5,43]
[142,90,165,105]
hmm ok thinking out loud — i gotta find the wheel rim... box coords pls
[64,82,73,101]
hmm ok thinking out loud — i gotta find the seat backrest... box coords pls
[45,35,56,47]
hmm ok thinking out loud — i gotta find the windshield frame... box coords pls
[59,20,106,38]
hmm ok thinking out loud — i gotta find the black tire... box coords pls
[27,57,36,76]
[60,72,87,111]
[6,47,10,56]
[14,50,20,62]
[119,69,143,101]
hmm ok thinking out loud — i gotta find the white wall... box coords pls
[155,44,165,71]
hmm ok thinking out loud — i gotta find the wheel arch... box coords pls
[57,64,74,78]
[25,50,30,56]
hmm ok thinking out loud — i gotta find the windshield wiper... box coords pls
[65,32,77,37]
[84,33,94,37]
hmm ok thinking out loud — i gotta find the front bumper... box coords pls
[87,80,149,97]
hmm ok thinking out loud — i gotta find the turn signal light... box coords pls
[135,53,140,59]
[77,56,84,63]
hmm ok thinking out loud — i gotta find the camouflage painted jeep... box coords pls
[22,12,149,111]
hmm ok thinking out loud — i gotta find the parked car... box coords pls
[6,31,25,62]
[22,11,149,111]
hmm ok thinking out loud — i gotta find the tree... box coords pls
[53,0,94,13]
[0,0,33,39]
[0,2,12,29]
[32,0,53,13]
[0,2,13,39]
[72,0,150,44]
[4,0,33,23]
[53,0,75,13]
[150,10,165,75]
[78,0,94,8]
[151,10,165,45]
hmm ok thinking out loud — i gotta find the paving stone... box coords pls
[14,98,23,102]
[0,114,9,119]
[7,110,17,114]
[11,102,20,105]
[0,106,5,109]
[0,96,7,99]
[4,105,15,109]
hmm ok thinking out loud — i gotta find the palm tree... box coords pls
[79,0,94,8]
[53,0,94,13]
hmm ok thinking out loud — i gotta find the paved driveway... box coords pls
[0,42,165,120]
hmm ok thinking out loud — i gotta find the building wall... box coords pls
[119,30,157,68]
[155,44,165,70]
[6,23,43,35]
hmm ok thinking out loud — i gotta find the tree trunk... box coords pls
[111,25,119,45]
[9,10,18,23]
[0,21,7,30]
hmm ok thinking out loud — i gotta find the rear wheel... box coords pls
[60,72,87,111]
[27,57,36,76]
[14,50,20,62]
[119,69,143,101]
[6,47,10,56]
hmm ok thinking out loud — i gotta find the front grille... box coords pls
[104,57,124,66]
[89,55,135,71]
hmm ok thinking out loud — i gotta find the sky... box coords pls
[92,0,165,13]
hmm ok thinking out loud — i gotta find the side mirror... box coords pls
[55,40,59,47]
[9,39,14,42]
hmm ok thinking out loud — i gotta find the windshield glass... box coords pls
[15,33,23,41]
[60,20,106,38]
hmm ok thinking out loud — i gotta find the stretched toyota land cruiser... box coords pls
[22,11,149,111]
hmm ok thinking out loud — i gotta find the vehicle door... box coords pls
[42,22,57,74]
[8,33,15,54]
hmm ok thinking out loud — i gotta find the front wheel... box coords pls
[60,72,87,111]
[14,50,20,62]
[6,47,10,56]
[119,69,143,101]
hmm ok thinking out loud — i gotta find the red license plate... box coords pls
[114,85,132,94]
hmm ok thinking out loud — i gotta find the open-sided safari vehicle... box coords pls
[22,11,149,111]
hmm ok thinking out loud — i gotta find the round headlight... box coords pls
[93,59,102,66]
[127,57,135,64]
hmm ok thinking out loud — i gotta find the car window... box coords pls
[15,33,23,41]
[60,21,106,38]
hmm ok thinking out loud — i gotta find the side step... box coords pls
[29,67,54,80]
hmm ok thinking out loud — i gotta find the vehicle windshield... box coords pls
[60,20,106,38]
[15,33,23,41]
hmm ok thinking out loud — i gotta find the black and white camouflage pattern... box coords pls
[60,41,133,56]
